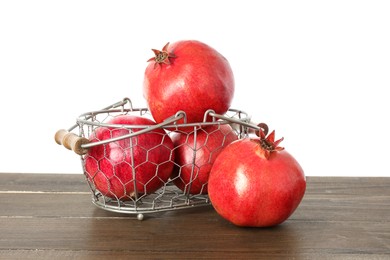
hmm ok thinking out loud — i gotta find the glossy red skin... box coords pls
[172,124,238,194]
[84,115,174,200]
[143,40,235,125]
[208,138,306,227]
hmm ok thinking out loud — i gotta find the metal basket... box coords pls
[55,97,265,220]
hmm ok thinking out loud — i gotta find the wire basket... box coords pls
[55,97,265,220]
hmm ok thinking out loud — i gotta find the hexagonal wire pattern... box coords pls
[65,98,261,219]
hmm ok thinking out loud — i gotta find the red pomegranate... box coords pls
[84,115,175,200]
[171,124,238,194]
[208,128,306,227]
[143,40,235,125]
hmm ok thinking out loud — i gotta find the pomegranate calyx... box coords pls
[254,128,284,159]
[147,42,176,68]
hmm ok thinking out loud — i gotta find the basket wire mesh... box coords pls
[58,98,262,220]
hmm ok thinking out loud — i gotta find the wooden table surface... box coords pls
[0,173,389,259]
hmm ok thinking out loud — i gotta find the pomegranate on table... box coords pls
[208,128,306,227]
[84,115,175,200]
[143,40,235,125]
[171,124,238,194]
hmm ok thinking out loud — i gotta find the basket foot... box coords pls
[137,213,144,221]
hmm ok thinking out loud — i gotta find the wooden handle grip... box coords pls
[55,129,90,155]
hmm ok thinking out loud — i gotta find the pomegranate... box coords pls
[84,115,175,200]
[208,128,306,227]
[171,124,238,194]
[143,40,235,125]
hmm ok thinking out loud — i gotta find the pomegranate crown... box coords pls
[254,125,284,159]
[147,42,176,68]
[258,128,284,152]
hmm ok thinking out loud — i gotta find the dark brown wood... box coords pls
[0,173,389,259]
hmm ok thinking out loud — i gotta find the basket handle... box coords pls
[55,110,185,153]
[54,98,133,155]
[55,129,90,155]
[205,110,268,135]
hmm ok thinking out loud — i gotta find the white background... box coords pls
[1,0,389,176]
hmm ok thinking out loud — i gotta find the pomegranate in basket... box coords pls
[84,115,175,200]
[171,124,238,194]
[143,40,235,125]
[208,128,306,227]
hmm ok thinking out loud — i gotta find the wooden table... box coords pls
[0,173,389,259]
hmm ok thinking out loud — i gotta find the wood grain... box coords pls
[0,173,389,259]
